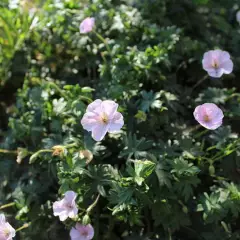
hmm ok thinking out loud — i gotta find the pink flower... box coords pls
[53,191,78,221]
[81,99,124,141]
[193,103,224,130]
[0,214,15,240]
[79,17,95,33]
[70,223,94,240]
[202,50,233,78]
[237,11,240,24]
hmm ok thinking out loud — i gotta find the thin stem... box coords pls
[0,149,17,154]
[16,223,30,232]
[46,81,68,99]
[106,216,114,239]
[192,75,208,91]
[95,203,100,240]
[79,96,92,104]
[86,194,100,214]
[93,31,112,57]
[0,202,15,210]
[184,124,201,134]
[65,142,78,148]
[194,128,209,138]
[37,149,53,154]
[168,228,172,240]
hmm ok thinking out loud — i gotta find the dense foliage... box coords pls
[1,0,240,239]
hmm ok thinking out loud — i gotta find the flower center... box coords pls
[203,115,211,122]
[81,230,88,237]
[3,228,10,237]
[212,60,219,68]
[101,113,109,124]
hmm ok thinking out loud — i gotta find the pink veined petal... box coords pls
[53,199,66,216]
[85,225,94,239]
[194,103,223,130]
[75,224,94,240]
[80,17,95,33]
[220,59,233,74]
[68,206,78,219]
[81,112,100,131]
[0,229,7,240]
[108,112,124,133]
[86,99,102,113]
[210,107,224,123]
[91,123,108,141]
[193,105,203,122]
[5,222,15,239]
[101,100,118,118]
[237,11,240,23]
[0,214,6,224]
[59,211,69,222]
[203,103,217,117]
[202,51,214,71]
[211,49,222,60]
[207,68,224,78]
[70,227,82,240]
[219,51,230,61]
[201,119,223,130]
[64,191,77,203]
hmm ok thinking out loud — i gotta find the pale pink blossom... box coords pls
[70,223,94,240]
[193,103,224,130]
[53,191,78,221]
[81,99,124,141]
[202,50,233,78]
[237,11,240,24]
[0,214,15,240]
[79,17,95,33]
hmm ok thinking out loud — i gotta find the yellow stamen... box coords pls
[204,115,211,122]
[212,60,218,68]
[3,228,10,237]
[101,113,108,124]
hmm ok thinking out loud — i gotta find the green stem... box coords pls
[16,223,30,232]
[0,149,17,154]
[65,142,78,148]
[37,149,53,154]
[226,93,240,101]
[106,216,114,239]
[168,228,172,240]
[95,203,100,240]
[0,202,15,210]
[79,96,92,104]
[192,74,208,91]
[46,81,68,99]
[195,128,209,138]
[93,31,112,57]
[86,194,100,214]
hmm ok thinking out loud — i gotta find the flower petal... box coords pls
[59,212,69,222]
[193,103,223,130]
[207,68,224,78]
[79,17,95,34]
[64,191,77,203]
[220,59,233,74]
[108,112,124,133]
[81,112,100,131]
[101,100,118,117]
[70,227,82,240]
[86,99,102,113]
[0,214,6,224]
[68,206,78,219]
[5,222,16,238]
[85,224,94,239]
[91,123,108,141]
